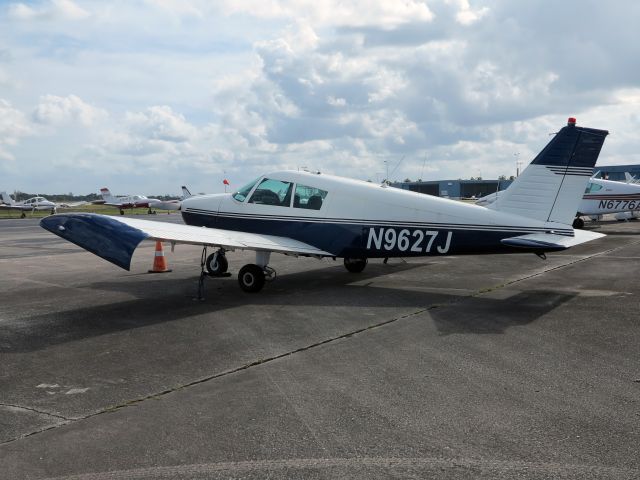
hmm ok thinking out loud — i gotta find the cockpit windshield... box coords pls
[585,183,603,194]
[232,177,260,202]
[248,178,293,207]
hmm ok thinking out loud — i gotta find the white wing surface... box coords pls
[40,213,331,270]
[115,216,330,255]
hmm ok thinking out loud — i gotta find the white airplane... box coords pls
[41,118,608,294]
[99,188,180,214]
[0,192,85,218]
[477,176,640,228]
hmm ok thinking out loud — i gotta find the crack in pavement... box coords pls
[0,402,74,422]
[3,238,639,446]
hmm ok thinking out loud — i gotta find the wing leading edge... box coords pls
[40,213,332,270]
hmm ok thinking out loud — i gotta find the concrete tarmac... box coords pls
[0,215,639,479]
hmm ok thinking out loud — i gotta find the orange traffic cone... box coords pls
[148,240,172,273]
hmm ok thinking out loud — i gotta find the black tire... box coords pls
[20,212,26,219]
[344,257,367,273]
[120,210,124,215]
[206,253,228,276]
[572,217,585,229]
[238,264,265,293]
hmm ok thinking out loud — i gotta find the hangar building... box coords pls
[393,165,640,199]
[392,179,514,199]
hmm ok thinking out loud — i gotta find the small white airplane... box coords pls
[99,188,180,214]
[477,176,640,228]
[0,192,85,218]
[41,118,608,294]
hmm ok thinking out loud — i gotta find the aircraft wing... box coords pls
[500,230,605,251]
[58,201,88,208]
[0,204,29,211]
[40,213,332,270]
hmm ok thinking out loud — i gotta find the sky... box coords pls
[1,0,640,196]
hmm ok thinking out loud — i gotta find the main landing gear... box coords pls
[195,249,276,298]
[237,251,275,293]
[572,217,585,229]
[343,257,367,273]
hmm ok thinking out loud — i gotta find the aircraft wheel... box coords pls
[238,264,265,293]
[572,217,585,229]
[120,210,124,215]
[344,257,367,273]
[20,212,26,219]
[206,253,228,276]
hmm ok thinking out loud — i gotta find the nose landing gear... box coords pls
[206,250,229,276]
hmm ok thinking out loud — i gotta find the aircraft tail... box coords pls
[489,118,608,225]
[181,186,192,199]
[100,187,116,203]
[1,191,15,205]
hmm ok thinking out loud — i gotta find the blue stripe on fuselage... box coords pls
[181,211,539,257]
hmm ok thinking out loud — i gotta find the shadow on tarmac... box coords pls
[1,263,425,353]
[430,290,576,335]
[0,256,578,352]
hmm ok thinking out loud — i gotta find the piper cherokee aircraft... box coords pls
[477,176,640,228]
[0,192,86,218]
[99,187,180,214]
[41,118,608,294]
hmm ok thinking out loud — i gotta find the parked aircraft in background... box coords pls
[99,188,180,215]
[477,176,640,228]
[42,118,608,294]
[1,192,86,218]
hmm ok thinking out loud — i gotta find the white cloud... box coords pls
[0,99,32,161]
[32,94,107,127]
[124,106,197,143]
[219,0,434,28]
[8,0,90,21]
[446,0,489,25]
[2,0,640,194]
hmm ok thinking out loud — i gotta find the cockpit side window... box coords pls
[585,183,603,193]
[248,178,293,207]
[232,177,260,202]
[293,184,328,210]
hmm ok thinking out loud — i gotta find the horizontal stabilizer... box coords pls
[40,213,331,270]
[501,230,605,251]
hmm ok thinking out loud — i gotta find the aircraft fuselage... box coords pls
[181,171,573,258]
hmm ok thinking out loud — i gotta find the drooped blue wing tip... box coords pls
[40,213,148,270]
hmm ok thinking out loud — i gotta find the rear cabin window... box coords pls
[585,183,603,193]
[293,184,328,210]
[248,178,293,207]
[233,177,260,202]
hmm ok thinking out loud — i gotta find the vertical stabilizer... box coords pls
[489,118,608,225]
[100,188,117,203]
[1,191,15,205]
[181,186,192,199]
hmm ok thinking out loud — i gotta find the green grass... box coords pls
[0,204,179,219]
